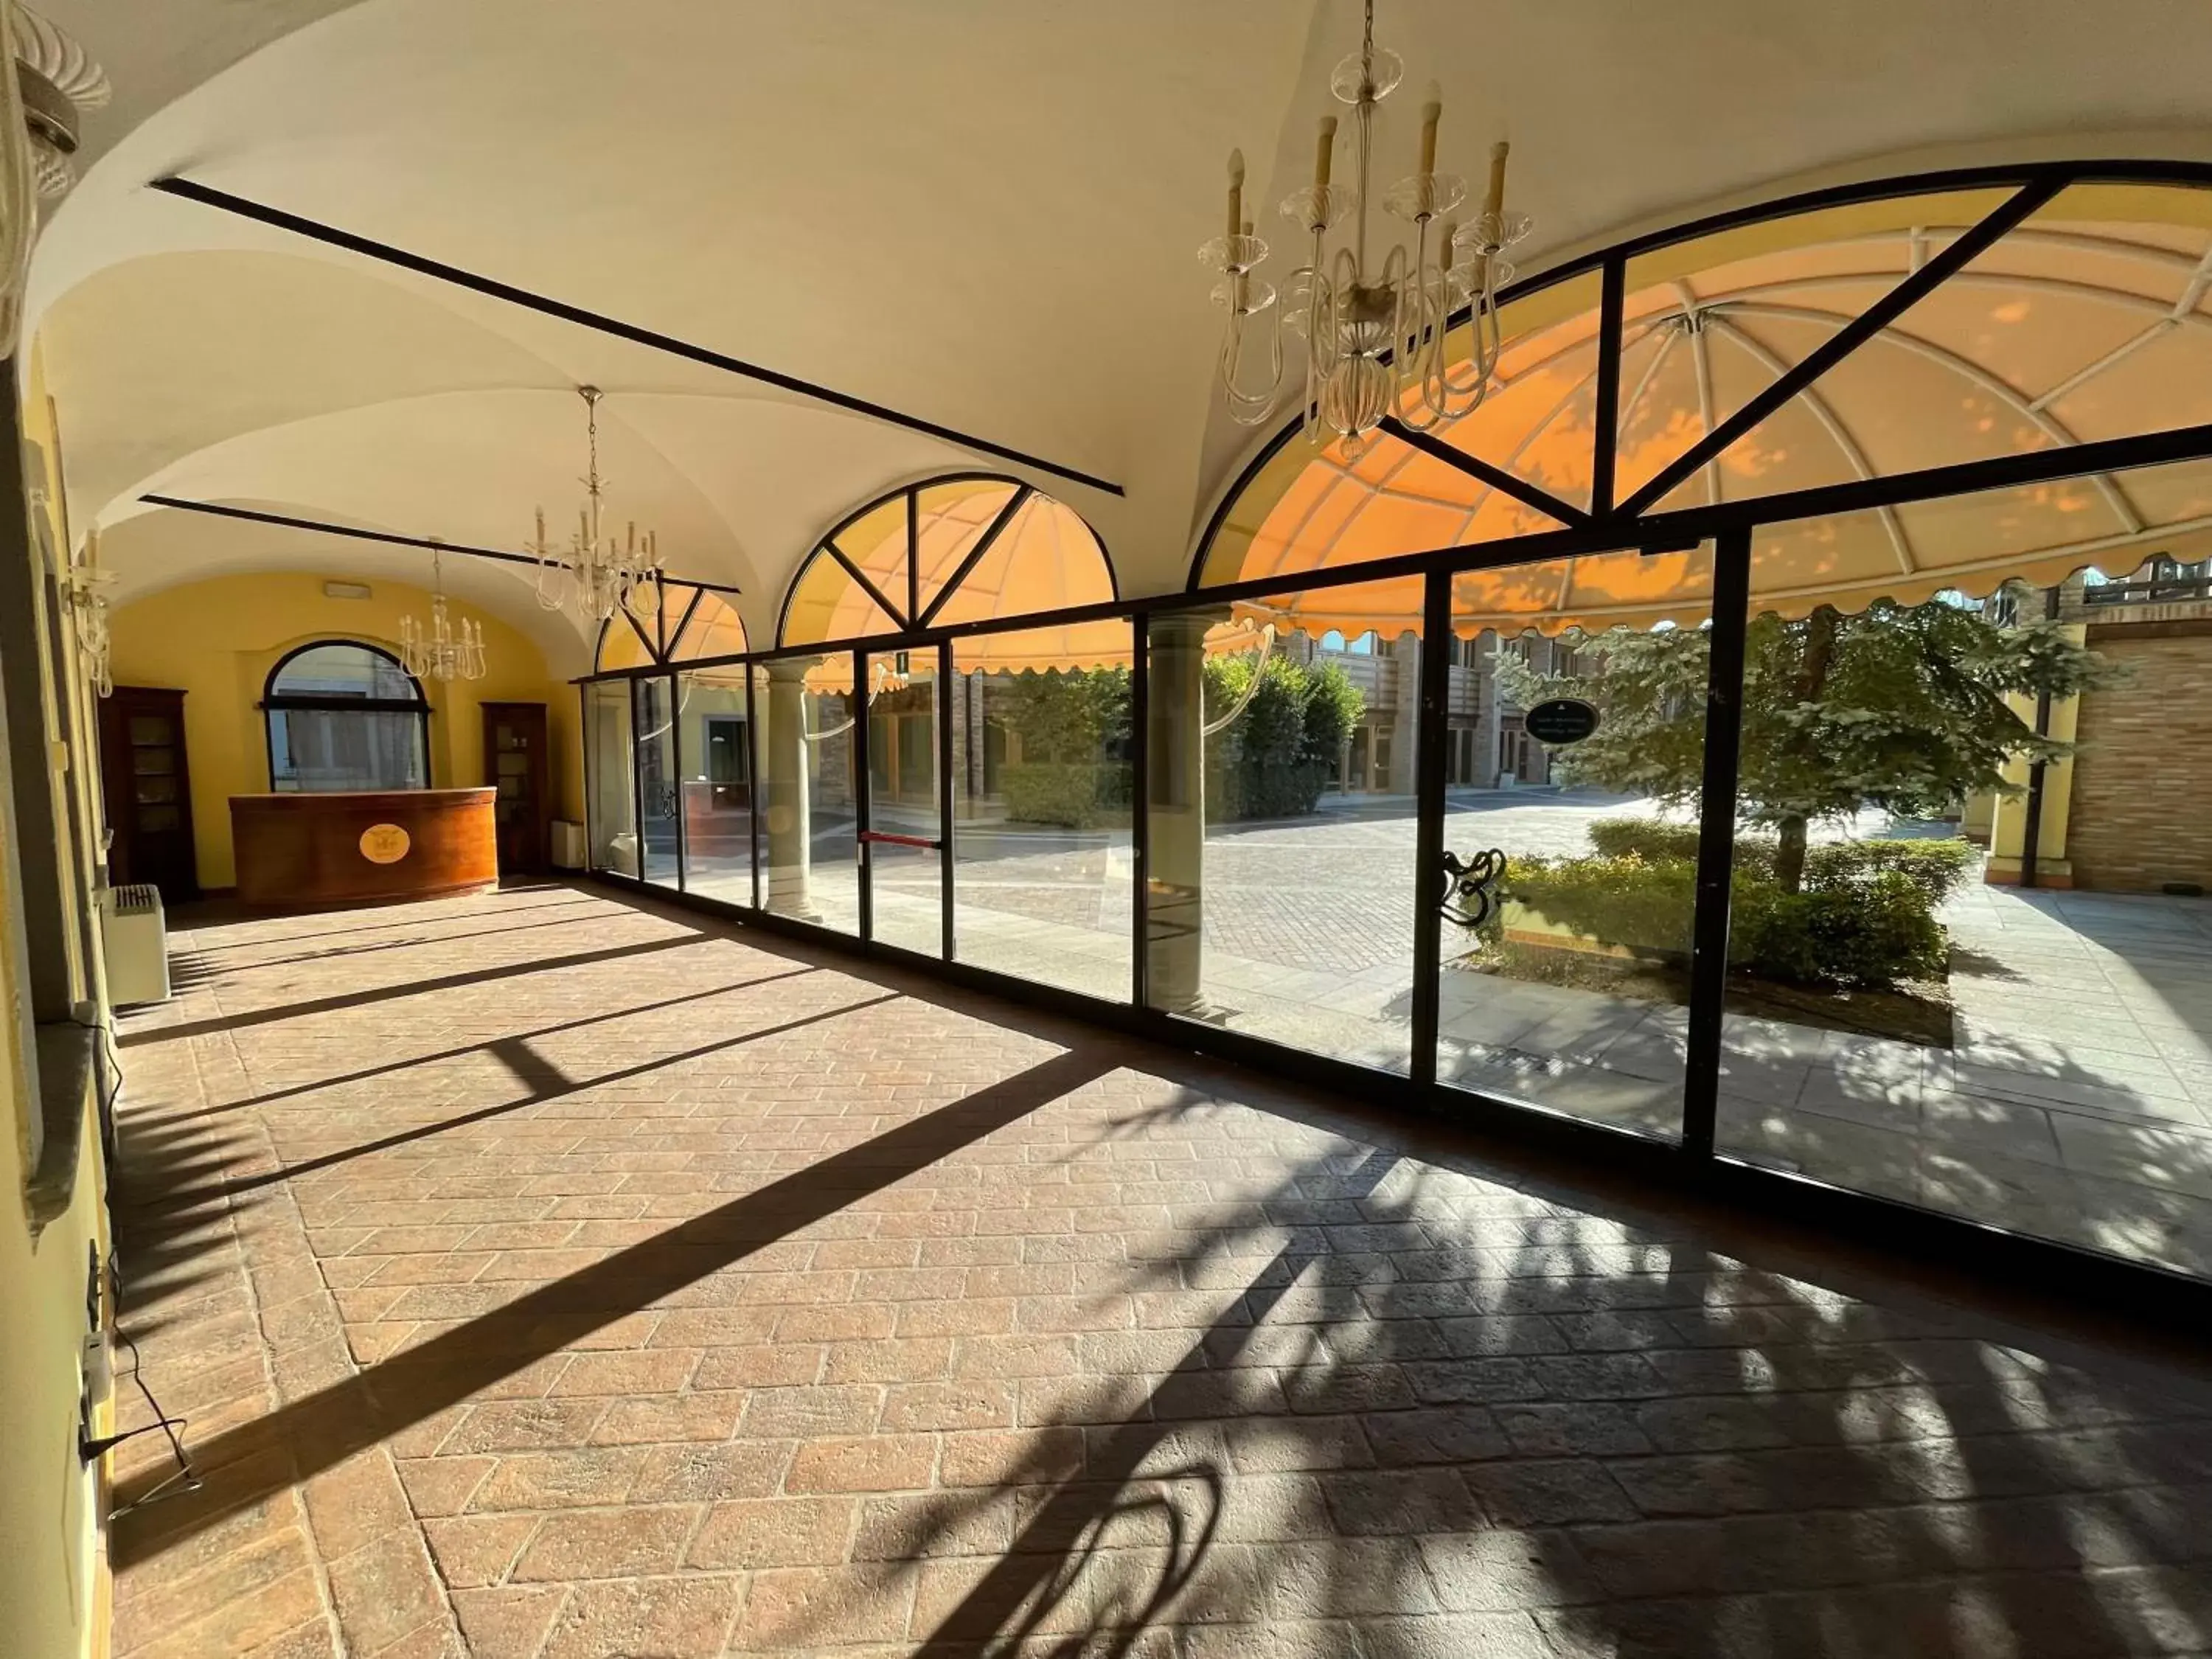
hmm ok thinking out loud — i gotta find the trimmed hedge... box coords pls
[998,761,1132,830]
[1498,816,1971,989]
[1586,817,1974,902]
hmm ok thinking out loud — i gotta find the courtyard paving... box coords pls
[106,881,2212,1656]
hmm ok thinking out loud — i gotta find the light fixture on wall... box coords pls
[400,540,487,684]
[1201,0,1531,456]
[60,523,111,698]
[528,386,664,626]
[0,1,108,352]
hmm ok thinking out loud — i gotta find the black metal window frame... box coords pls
[775,473,1119,650]
[574,159,2212,1326]
[594,583,740,673]
[260,638,434,791]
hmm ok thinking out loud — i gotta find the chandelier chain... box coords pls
[532,385,664,627]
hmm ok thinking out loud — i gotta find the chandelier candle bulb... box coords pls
[1486,141,1509,220]
[1227,148,1245,243]
[1200,0,1530,440]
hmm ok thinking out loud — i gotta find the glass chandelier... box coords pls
[1200,0,1533,456]
[529,386,664,625]
[400,540,487,683]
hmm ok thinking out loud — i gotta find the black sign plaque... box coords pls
[1524,698,1599,745]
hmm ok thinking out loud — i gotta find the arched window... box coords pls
[597,583,748,672]
[1195,177,2212,641]
[263,641,431,792]
[779,476,1116,646]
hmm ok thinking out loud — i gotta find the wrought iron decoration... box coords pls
[1439,847,1507,931]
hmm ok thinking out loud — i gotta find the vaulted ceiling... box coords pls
[27,0,2212,672]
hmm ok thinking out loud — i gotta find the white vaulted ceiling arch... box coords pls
[24,0,2212,625]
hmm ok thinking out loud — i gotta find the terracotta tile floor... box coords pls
[104,883,2212,1658]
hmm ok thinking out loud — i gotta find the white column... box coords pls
[1145,610,1222,1015]
[763,657,818,919]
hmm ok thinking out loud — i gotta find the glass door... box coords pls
[860,650,945,957]
[634,675,681,886]
[1429,545,1717,1144]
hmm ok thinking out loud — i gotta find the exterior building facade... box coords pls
[1986,557,2212,893]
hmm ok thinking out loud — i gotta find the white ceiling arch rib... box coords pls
[27,0,2212,622]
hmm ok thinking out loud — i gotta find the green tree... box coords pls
[989,650,1366,826]
[1203,651,1365,818]
[1496,595,2115,891]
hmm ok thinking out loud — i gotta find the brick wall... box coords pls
[2065,633,2212,891]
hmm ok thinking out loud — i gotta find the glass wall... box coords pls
[865,653,943,957]
[635,675,680,886]
[753,656,859,935]
[1714,465,2212,1280]
[950,624,1133,1001]
[1433,550,1715,1141]
[585,679,636,877]
[1145,585,1425,1074]
[678,666,754,907]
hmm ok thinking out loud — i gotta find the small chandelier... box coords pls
[400,540,487,684]
[529,386,664,625]
[1201,0,1533,457]
[60,524,112,698]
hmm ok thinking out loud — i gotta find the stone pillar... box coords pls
[763,656,818,919]
[1145,610,1223,1015]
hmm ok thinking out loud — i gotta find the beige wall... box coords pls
[1,346,114,1659]
[110,572,583,890]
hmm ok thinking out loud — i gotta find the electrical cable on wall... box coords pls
[70,1030,201,1511]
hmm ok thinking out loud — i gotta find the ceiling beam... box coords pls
[149,175,1125,500]
[136,493,743,594]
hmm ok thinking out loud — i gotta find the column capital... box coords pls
[1148,606,1233,649]
[765,654,821,685]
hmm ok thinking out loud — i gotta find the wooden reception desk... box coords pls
[231,787,498,908]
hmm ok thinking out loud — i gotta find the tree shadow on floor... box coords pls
[779,1090,2212,1658]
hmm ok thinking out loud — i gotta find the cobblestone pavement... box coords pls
[104,883,2212,1657]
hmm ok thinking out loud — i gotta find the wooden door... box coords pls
[98,686,199,900]
[481,701,551,875]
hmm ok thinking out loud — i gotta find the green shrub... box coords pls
[1586,816,1973,905]
[992,652,1365,827]
[1203,653,1365,821]
[1501,853,1700,958]
[1586,816,1779,880]
[1801,837,1975,904]
[999,762,1130,830]
[1733,872,1947,988]
[1499,840,1949,990]
[1586,818,1706,864]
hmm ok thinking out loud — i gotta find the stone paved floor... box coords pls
[105,882,2212,1657]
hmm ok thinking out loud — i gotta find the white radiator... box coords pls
[99,884,170,1008]
[550,820,587,870]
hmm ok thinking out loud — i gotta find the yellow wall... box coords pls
[1986,643,2084,886]
[0,1074,108,1659]
[2,344,113,1659]
[110,573,583,890]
